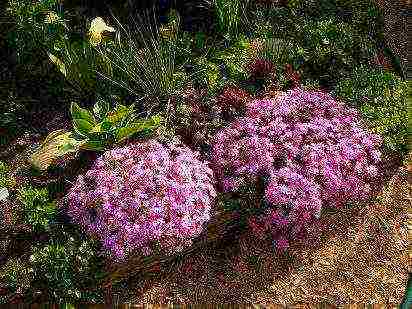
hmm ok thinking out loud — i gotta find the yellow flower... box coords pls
[88,17,115,46]
[159,24,176,40]
[48,52,66,77]
[45,11,60,24]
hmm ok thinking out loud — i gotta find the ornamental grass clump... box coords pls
[211,88,383,251]
[65,140,216,261]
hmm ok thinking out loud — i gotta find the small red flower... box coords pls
[216,85,250,110]
[247,58,275,79]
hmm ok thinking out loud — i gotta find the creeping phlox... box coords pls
[211,88,382,251]
[65,140,216,261]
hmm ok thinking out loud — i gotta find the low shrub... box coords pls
[29,231,105,303]
[18,186,56,232]
[65,140,216,261]
[211,88,382,250]
[0,226,105,303]
[334,66,408,156]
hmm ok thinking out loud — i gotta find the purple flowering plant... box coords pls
[65,139,216,261]
[211,88,383,251]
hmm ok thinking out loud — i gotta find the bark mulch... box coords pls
[119,161,410,304]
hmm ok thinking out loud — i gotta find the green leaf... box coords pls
[115,115,163,142]
[80,140,106,151]
[105,105,131,125]
[89,123,102,134]
[73,119,94,136]
[100,121,113,132]
[70,102,96,125]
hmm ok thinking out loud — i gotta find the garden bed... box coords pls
[0,0,409,305]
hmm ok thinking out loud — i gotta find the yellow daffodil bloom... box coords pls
[88,17,115,46]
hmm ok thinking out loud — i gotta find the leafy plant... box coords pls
[70,98,163,150]
[0,257,34,297]
[29,96,163,171]
[6,0,66,64]
[213,35,253,82]
[194,56,226,95]
[96,10,188,112]
[259,37,298,68]
[29,234,105,303]
[17,186,56,231]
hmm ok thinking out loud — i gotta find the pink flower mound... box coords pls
[65,140,216,261]
[211,88,382,250]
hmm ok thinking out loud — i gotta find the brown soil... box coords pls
[118,163,410,304]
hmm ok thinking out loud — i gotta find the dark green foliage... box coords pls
[334,66,408,156]
[28,228,105,303]
[248,0,386,88]
[0,224,105,303]
[17,186,56,231]
[6,0,64,64]
[0,161,15,189]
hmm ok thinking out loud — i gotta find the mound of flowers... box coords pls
[211,88,383,251]
[65,139,216,261]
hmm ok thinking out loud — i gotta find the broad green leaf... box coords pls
[70,102,96,125]
[115,115,163,142]
[100,120,113,132]
[73,118,94,136]
[89,123,102,134]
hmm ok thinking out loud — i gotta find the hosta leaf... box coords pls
[115,115,163,142]
[80,140,106,151]
[89,123,102,134]
[29,131,84,171]
[100,120,113,132]
[70,102,96,125]
[73,118,94,136]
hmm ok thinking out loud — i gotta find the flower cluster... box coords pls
[211,88,382,250]
[65,140,216,261]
